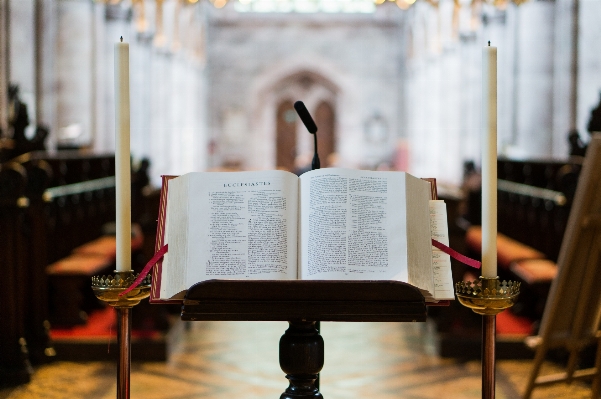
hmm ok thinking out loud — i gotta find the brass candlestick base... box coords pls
[455,277,520,316]
[92,271,151,399]
[92,271,151,308]
[455,277,520,399]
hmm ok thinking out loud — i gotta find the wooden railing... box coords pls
[498,179,567,206]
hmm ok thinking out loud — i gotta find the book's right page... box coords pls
[298,168,432,288]
[429,200,455,301]
[404,173,436,297]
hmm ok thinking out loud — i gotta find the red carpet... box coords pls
[50,307,161,340]
[496,309,535,336]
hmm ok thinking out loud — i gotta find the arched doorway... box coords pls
[314,101,336,166]
[246,57,359,171]
[275,100,297,172]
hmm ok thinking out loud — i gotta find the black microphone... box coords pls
[294,101,320,170]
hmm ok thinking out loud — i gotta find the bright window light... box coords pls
[234,0,376,13]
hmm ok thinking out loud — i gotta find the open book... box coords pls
[150,168,454,303]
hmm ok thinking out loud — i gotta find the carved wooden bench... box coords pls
[444,158,582,355]
[465,225,546,271]
[47,225,144,327]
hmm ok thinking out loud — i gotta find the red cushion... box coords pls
[72,224,144,258]
[46,254,111,276]
[510,258,557,284]
[466,226,546,269]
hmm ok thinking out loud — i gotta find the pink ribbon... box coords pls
[432,239,481,269]
[119,244,169,296]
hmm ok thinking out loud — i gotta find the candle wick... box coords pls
[120,36,123,43]
[488,41,491,46]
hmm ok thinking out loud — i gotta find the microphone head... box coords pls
[294,101,318,134]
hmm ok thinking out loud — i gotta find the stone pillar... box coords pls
[171,53,186,173]
[440,48,463,185]
[552,0,578,157]
[458,35,480,169]
[178,59,205,173]
[130,33,153,164]
[91,1,106,154]
[149,49,173,177]
[9,0,36,139]
[405,5,429,177]
[514,1,555,158]
[576,0,601,139]
[35,0,58,151]
[482,7,513,158]
[101,3,131,153]
[55,0,95,148]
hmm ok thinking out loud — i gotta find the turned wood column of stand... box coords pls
[279,321,324,399]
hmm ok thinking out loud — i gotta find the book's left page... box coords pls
[159,170,300,300]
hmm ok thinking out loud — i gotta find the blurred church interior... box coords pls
[1,0,601,398]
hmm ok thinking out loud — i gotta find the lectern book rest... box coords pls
[150,168,454,304]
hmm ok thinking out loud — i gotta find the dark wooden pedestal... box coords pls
[280,321,323,399]
[181,280,426,398]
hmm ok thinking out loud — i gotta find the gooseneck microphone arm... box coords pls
[312,133,319,170]
[293,100,320,170]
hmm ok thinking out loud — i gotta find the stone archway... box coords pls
[246,56,360,171]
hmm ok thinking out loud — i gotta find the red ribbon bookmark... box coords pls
[119,244,169,296]
[432,239,481,269]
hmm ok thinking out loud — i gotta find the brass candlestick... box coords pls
[92,271,151,399]
[455,277,520,399]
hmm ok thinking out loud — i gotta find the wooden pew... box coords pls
[0,151,172,377]
[0,161,33,385]
[43,176,118,326]
[463,159,582,322]
[465,160,579,264]
[437,158,584,360]
[21,157,55,365]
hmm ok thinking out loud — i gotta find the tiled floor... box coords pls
[0,320,593,399]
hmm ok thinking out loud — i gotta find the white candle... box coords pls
[115,37,131,272]
[481,42,497,278]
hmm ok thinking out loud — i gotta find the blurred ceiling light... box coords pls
[395,0,410,10]
[493,0,508,9]
[95,0,201,5]
[380,0,529,9]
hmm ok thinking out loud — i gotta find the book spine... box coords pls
[150,175,176,303]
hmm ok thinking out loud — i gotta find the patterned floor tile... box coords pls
[0,320,595,399]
